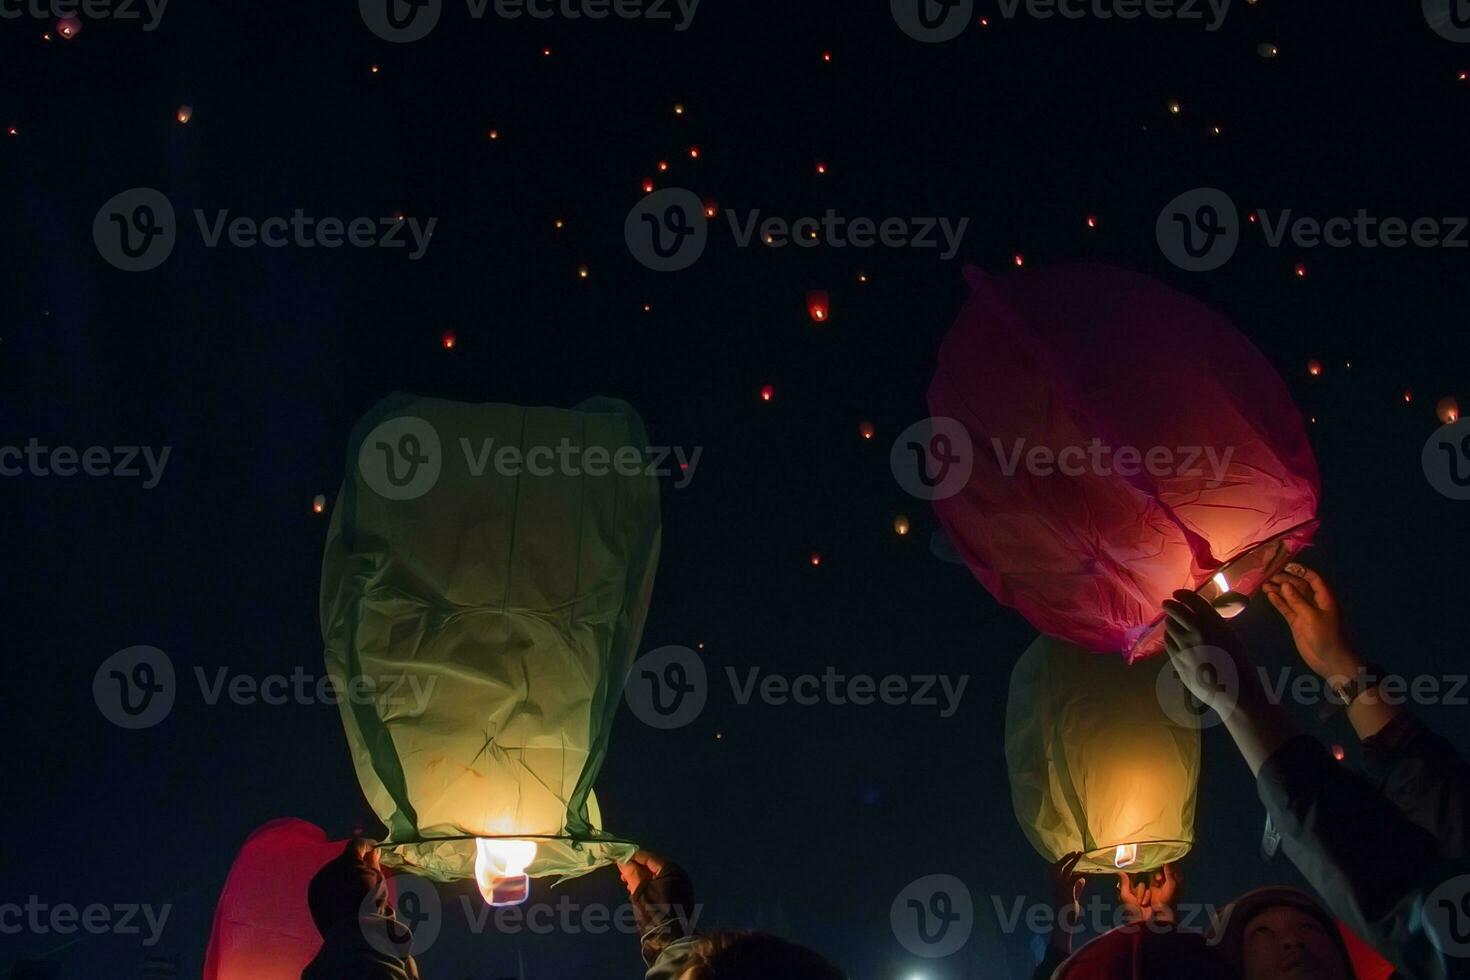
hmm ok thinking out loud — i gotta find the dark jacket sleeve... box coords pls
[630,864,698,967]
[1362,711,1470,859]
[1258,735,1470,980]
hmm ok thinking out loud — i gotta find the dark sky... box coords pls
[5,1,1470,977]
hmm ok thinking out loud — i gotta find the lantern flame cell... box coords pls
[1113,844,1139,869]
[474,839,538,907]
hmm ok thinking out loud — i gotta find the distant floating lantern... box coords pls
[760,384,774,402]
[1211,124,1223,136]
[657,160,669,172]
[1257,42,1280,59]
[1404,389,1413,404]
[642,303,652,313]
[1307,359,1323,377]
[894,515,911,536]
[488,129,500,140]
[815,161,827,175]
[176,105,193,125]
[857,272,868,283]
[1295,262,1308,278]
[1013,252,1025,268]
[1086,215,1098,229]
[703,200,718,218]
[554,218,565,229]
[442,330,457,350]
[1331,744,1346,762]
[541,46,552,56]
[806,290,830,323]
[809,552,822,566]
[641,178,655,193]
[57,15,81,39]
[370,64,381,74]
[674,103,685,115]
[859,421,875,441]
[312,494,327,514]
[822,51,832,62]
[1168,100,1182,115]
[577,265,590,279]
[1438,396,1461,424]
[689,146,701,159]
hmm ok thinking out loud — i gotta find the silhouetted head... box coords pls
[306,840,389,937]
[678,931,846,980]
[1212,887,1352,980]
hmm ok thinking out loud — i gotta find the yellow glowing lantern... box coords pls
[1438,396,1461,424]
[1006,635,1200,874]
[176,105,193,124]
[894,515,911,536]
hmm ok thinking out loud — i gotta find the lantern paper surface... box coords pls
[929,264,1319,658]
[321,394,661,882]
[203,819,346,979]
[1006,635,1200,874]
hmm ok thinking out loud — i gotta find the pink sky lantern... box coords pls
[204,819,351,979]
[928,264,1320,659]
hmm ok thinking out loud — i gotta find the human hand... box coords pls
[1262,564,1362,682]
[1051,851,1087,919]
[1117,864,1182,923]
[1162,589,1246,715]
[617,850,671,897]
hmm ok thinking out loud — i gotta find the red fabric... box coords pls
[1338,920,1396,980]
[204,819,348,980]
[928,264,1320,658]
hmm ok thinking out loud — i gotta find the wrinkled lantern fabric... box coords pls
[321,394,661,882]
[929,264,1320,658]
[1006,635,1200,874]
[204,819,348,979]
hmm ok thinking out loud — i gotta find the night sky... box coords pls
[5,1,1470,977]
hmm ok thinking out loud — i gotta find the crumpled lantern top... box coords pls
[928,264,1319,657]
[321,393,660,882]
